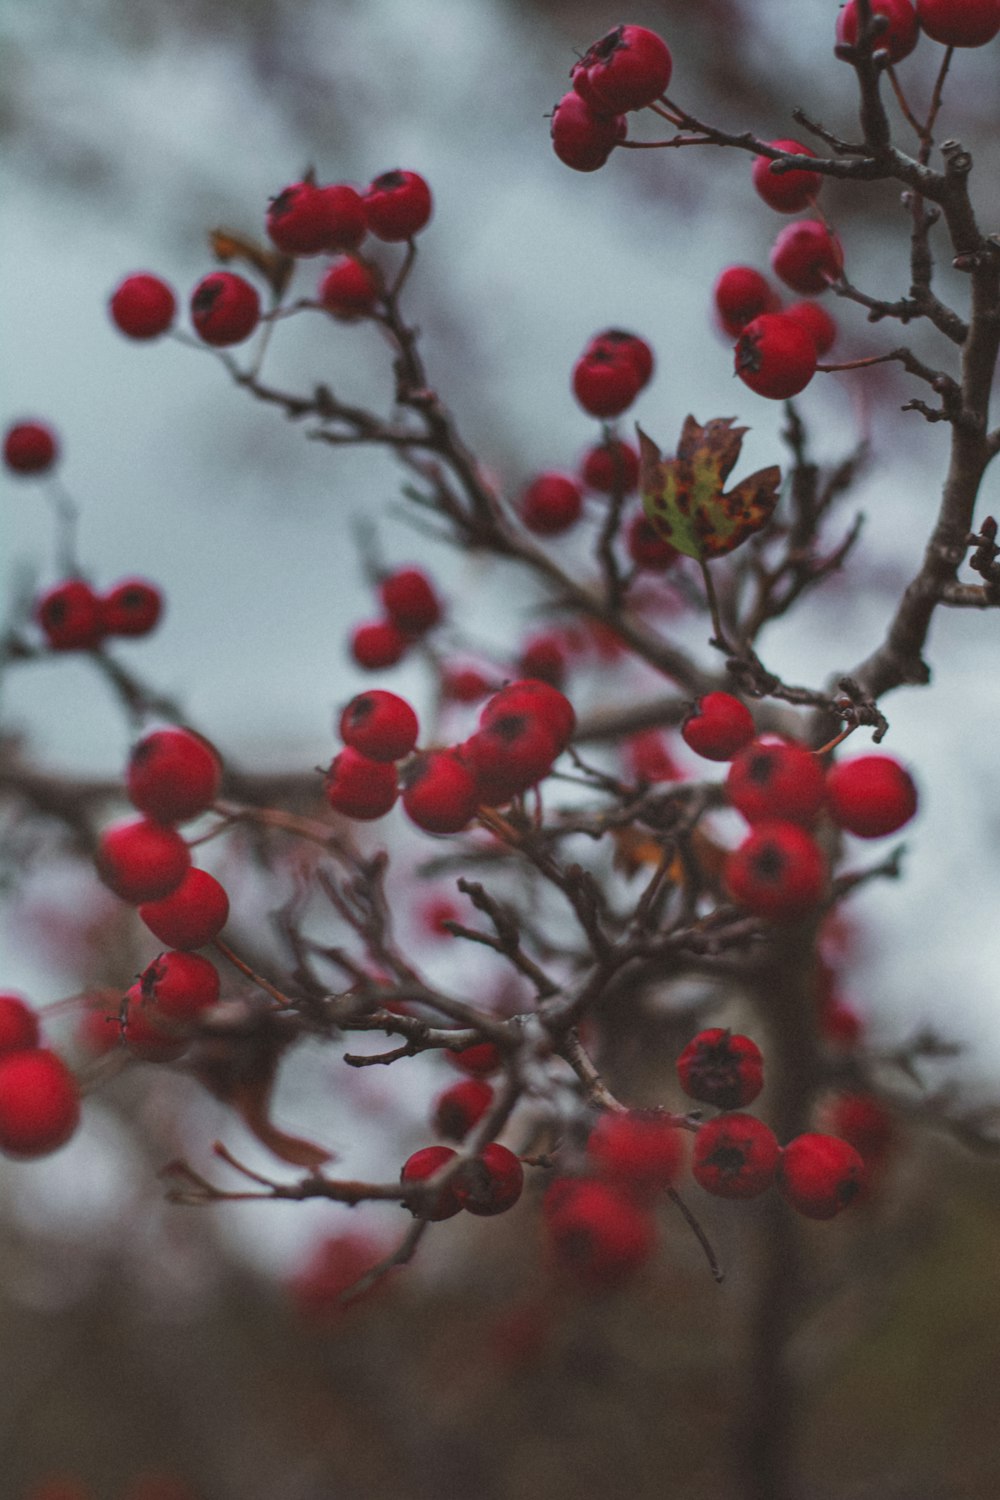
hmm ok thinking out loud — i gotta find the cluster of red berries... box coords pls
[34,575,164,651]
[0,993,80,1159]
[572,327,654,419]
[401,1129,524,1221]
[349,566,442,670]
[551,24,673,171]
[836,0,1000,57]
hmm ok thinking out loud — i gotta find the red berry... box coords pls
[318,256,381,320]
[572,346,642,419]
[624,730,682,783]
[120,982,188,1062]
[826,1092,894,1169]
[138,867,230,949]
[836,0,921,60]
[625,512,678,571]
[289,1230,385,1321]
[432,1079,494,1142]
[518,632,567,689]
[139,950,221,1022]
[455,1142,524,1216]
[324,746,398,820]
[35,580,105,651]
[676,1028,764,1110]
[825,753,918,837]
[100,577,164,637]
[108,273,177,339]
[735,312,818,400]
[725,821,826,921]
[713,265,782,338]
[461,713,559,806]
[586,1108,683,1192]
[364,170,433,241]
[379,568,441,635]
[778,1132,865,1218]
[519,472,584,535]
[3,420,59,474]
[190,272,261,346]
[401,1145,462,1220]
[550,90,627,172]
[446,1041,503,1078]
[916,0,1000,45]
[692,1113,779,1198]
[571,24,673,113]
[316,184,369,251]
[770,221,844,295]
[340,690,419,763]
[442,664,493,703]
[266,180,366,256]
[401,749,479,833]
[581,440,640,494]
[0,994,41,1057]
[0,1048,80,1158]
[482,679,576,753]
[588,328,654,387]
[752,139,821,214]
[350,619,409,670]
[96,817,190,904]
[726,738,827,824]
[127,727,222,824]
[784,299,838,356]
[682,692,756,761]
[544,1179,657,1287]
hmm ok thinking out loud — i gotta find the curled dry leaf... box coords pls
[639,416,781,561]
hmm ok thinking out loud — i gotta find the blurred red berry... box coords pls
[364,170,433,240]
[692,1113,779,1198]
[676,1028,764,1110]
[778,1132,865,1218]
[752,139,821,213]
[127,727,222,824]
[138,867,230,949]
[190,271,261,345]
[109,273,177,339]
[3,420,59,474]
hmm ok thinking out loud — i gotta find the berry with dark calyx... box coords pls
[682,692,756,762]
[778,1132,865,1219]
[0,994,40,1057]
[626,512,679,571]
[127,727,222,824]
[916,0,1000,46]
[725,821,825,921]
[401,1145,462,1220]
[588,328,654,388]
[190,271,261,346]
[572,345,642,419]
[318,256,380,320]
[364,170,433,241]
[455,1143,524,1216]
[324,746,398,820]
[517,632,567,689]
[0,1048,81,1158]
[544,1178,657,1287]
[482,679,576,753]
[752,139,821,214]
[350,619,409,670]
[121,982,188,1062]
[401,749,479,833]
[693,1113,780,1199]
[446,1041,503,1078]
[519,472,584,535]
[3,420,59,474]
[461,711,560,805]
[826,1092,894,1171]
[266,180,366,256]
[35,580,105,651]
[433,1079,494,1142]
[825,753,918,837]
[96,817,190,904]
[380,567,442,636]
[770,220,844,295]
[550,91,627,172]
[581,439,640,494]
[100,577,164,637]
[836,0,921,61]
[139,950,221,1022]
[676,1028,764,1110]
[571,24,673,113]
[735,312,818,400]
[726,738,827,825]
[138,867,230,949]
[586,1108,683,1193]
[785,299,838,356]
[340,689,419,763]
[108,273,177,339]
[713,265,781,338]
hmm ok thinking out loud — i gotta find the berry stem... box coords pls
[213,937,295,1008]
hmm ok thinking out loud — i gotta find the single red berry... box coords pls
[350,619,408,670]
[421,895,461,938]
[825,753,918,837]
[682,692,756,762]
[3,420,59,474]
[571,24,673,112]
[581,440,640,494]
[138,867,230,949]
[35,580,105,651]
[401,749,479,833]
[726,738,827,824]
[784,299,838,356]
[127,727,222,824]
[778,1132,865,1218]
[77,997,124,1058]
[461,711,560,805]
[482,679,576,753]
[442,664,493,703]
[340,690,419,763]
[364,170,433,241]
[550,91,627,172]
[519,472,584,535]
[266,180,366,255]
[446,1041,503,1078]
[289,1230,385,1322]
[454,1142,524,1216]
[837,0,921,60]
[692,1113,780,1199]
[108,273,177,339]
[96,817,190,904]
[139,950,221,1022]
[624,730,682,782]
[318,256,380,320]
[752,139,822,214]
[0,1048,81,1158]
[316,183,369,251]
[916,0,1000,46]
[826,1092,894,1169]
[401,1144,462,1220]
[0,994,41,1057]
[572,346,642,419]
[735,312,818,400]
[625,512,678,571]
[432,1079,494,1142]
[100,578,164,637]
[586,1108,683,1192]
[724,821,826,921]
[587,328,655,387]
[190,272,261,345]
[676,1028,764,1110]
[518,632,567,689]
[379,567,442,635]
[324,746,398,820]
[770,221,844,295]
[713,265,782,339]
[120,982,189,1062]
[544,1178,657,1287]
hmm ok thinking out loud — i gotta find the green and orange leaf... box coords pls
[639,415,781,561]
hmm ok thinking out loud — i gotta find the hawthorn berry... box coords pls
[318,256,381,320]
[588,328,655,388]
[316,184,370,250]
[572,345,642,419]
[581,439,640,494]
[190,271,261,346]
[777,1132,865,1219]
[519,472,584,535]
[725,821,826,921]
[836,0,921,61]
[518,633,568,689]
[692,1113,780,1198]
[586,1108,683,1192]
[713,266,781,339]
[401,1145,462,1220]
[0,994,41,1057]
[544,1178,657,1287]
[752,140,821,214]
[139,950,221,1022]
[120,982,189,1062]
[364,170,433,241]
[446,1041,503,1078]
[735,312,818,400]
[682,692,756,762]
[571,24,673,113]
[726,738,826,825]
[401,749,479,833]
[454,1143,524,1216]
[108,273,177,339]
[550,90,627,172]
[379,567,442,635]
[916,0,1000,45]
[127,727,222,824]
[266,180,367,255]
[432,1079,494,1142]
[96,817,190,904]
[442,664,493,703]
[100,577,164,637]
[482,679,576,752]
[625,730,682,783]
[0,1048,81,1158]
[35,580,105,651]
[785,299,838,357]
[770,220,844,295]
[626,512,679,571]
[324,746,399,820]
[339,690,419,764]
[825,753,918,837]
[676,1028,764,1110]
[461,711,560,805]
[350,619,409,670]
[826,1092,895,1170]
[289,1230,385,1321]
[3,420,59,474]
[138,867,230,949]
